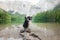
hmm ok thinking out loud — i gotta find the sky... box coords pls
[0,0,39,5]
[0,0,60,16]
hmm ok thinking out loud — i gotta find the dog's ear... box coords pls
[31,17,32,20]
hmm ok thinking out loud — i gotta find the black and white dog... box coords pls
[23,16,32,29]
[20,16,32,33]
[20,16,41,40]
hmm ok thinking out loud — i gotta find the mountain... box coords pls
[54,3,60,9]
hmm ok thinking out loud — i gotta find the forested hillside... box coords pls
[0,8,24,24]
[0,8,11,24]
[33,4,60,23]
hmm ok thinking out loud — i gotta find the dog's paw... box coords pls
[26,28,31,33]
[20,30,25,33]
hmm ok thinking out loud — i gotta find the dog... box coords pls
[20,16,32,33]
[23,16,32,29]
[20,16,41,40]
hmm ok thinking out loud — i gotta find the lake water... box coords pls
[35,23,60,40]
[0,23,60,40]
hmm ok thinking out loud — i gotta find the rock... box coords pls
[20,33,24,37]
[0,25,42,40]
[20,28,31,33]
[20,29,25,33]
[30,33,41,40]
[26,28,31,33]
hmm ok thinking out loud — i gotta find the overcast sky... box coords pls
[0,0,39,5]
[0,0,60,16]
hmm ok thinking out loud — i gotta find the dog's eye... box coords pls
[29,18,30,20]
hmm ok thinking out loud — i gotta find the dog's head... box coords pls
[25,16,32,21]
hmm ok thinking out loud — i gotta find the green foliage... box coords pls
[33,8,60,23]
[11,13,24,24]
[0,8,24,24]
[0,8,11,24]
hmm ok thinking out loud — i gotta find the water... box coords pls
[0,23,60,40]
[35,23,60,40]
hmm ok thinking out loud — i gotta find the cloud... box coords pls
[37,0,60,11]
[0,0,39,5]
[0,0,60,16]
